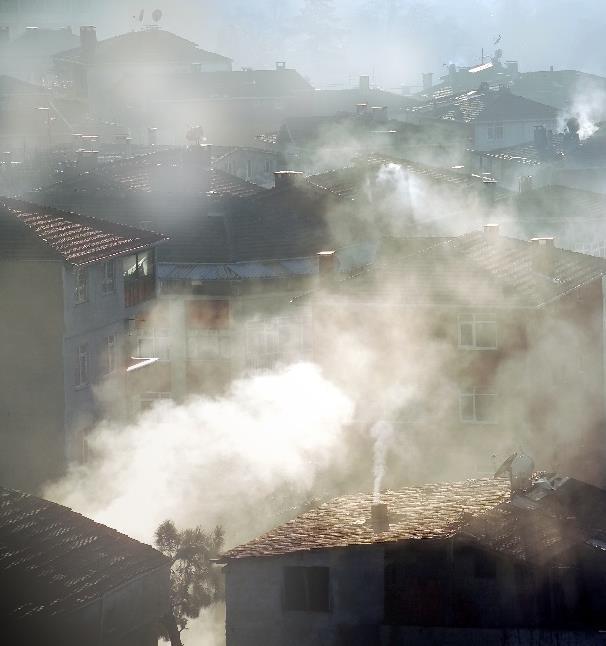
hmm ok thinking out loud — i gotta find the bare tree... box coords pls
[154,520,225,646]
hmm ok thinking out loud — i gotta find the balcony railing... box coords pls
[124,275,156,307]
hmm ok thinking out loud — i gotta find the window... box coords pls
[101,260,116,294]
[75,343,89,387]
[103,334,117,374]
[460,389,498,424]
[487,124,503,140]
[283,567,330,612]
[188,329,231,360]
[245,317,309,372]
[74,267,88,304]
[135,328,170,361]
[458,313,497,349]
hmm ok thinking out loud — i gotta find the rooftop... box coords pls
[221,478,510,560]
[462,474,606,564]
[0,487,168,622]
[411,88,557,124]
[0,197,166,266]
[323,230,606,308]
[54,28,231,65]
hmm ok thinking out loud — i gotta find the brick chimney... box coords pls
[273,170,304,189]
[530,237,555,275]
[371,503,389,533]
[79,26,97,63]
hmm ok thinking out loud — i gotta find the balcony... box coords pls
[124,274,156,307]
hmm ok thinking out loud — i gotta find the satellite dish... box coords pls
[152,9,163,23]
[495,452,535,492]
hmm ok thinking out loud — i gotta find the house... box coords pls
[53,27,232,103]
[408,86,558,152]
[304,229,606,484]
[112,63,314,146]
[0,26,79,85]
[221,473,606,646]
[0,486,170,646]
[24,150,378,403]
[470,124,606,194]
[0,198,167,491]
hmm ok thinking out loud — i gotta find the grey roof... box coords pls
[0,487,168,623]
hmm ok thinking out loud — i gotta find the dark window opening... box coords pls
[283,566,330,612]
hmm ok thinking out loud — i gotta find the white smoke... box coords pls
[45,362,354,545]
[370,420,394,501]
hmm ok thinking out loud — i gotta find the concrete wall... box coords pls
[0,259,65,491]
[473,119,558,152]
[225,547,384,646]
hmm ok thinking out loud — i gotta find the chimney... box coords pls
[359,75,370,92]
[483,223,500,239]
[317,250,337,286]
[519,175,534,193]
[77,149,99,171]
[147,126,158,147]
[79,26,97,63]
[481,176,498,204]
[371,503,389,533]
[370,106,388,123]
[534,125,548,152]
[273,170,304,189]
[422,72,433,91]
[530,237,555,275]
[0,26,9,45]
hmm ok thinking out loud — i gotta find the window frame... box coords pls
[458,313,498,350]
[103,334,117,375]
[74,266,89,304]
[459,388,498,424]
[135,327,170,361]
[101,259,116,295]
[75,342,89,388]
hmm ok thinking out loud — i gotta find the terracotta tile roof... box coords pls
[221,478,510,560]
[0,198,166,266]
[329,231,606,308]
[0,487,169,622]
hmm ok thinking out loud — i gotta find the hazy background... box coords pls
[24,0,606,88]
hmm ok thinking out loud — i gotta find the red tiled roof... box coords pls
[0,198,166,266]
[221,478,510,560]
[0,487,169,621]
[329,231,606,308]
